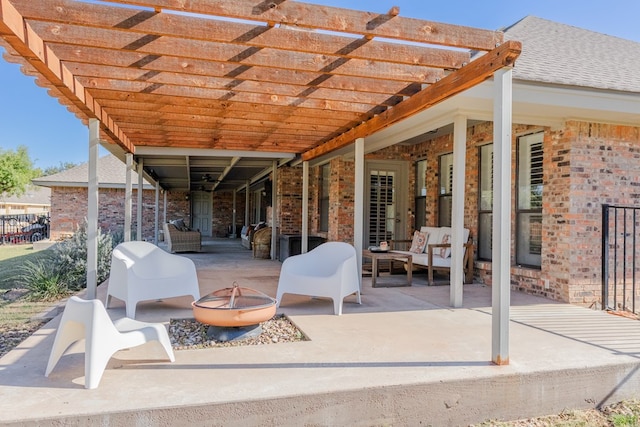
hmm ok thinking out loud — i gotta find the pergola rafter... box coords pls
[0,0,518,186]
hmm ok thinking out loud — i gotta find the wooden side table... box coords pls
[362,250,412,287]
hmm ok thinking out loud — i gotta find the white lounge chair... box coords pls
[106,241,201,318]
[276,242,361,315]
[45,296,175,389]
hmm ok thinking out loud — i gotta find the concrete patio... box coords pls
[1,238,640,426]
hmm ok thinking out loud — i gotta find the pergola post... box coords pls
[124,153,132,242]
[137,158,143,241]
[354,137,365,291]
[450,114,467,308]
[154,180,160,245]
[245,180,250,226]
[270,161,278,260]
[86,118,99,300]
[301,161,309,253]
[492,67,513,365]
[232,189,237,237]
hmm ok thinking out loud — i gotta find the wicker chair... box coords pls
[252,227,272,259]
[163,222,201,253]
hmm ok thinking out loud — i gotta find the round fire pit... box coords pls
[191,283,277,328]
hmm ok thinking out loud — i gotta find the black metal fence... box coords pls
[602,204,640,314]
[0,213,50,245]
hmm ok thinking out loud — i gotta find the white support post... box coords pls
[450,114,467,308]
[354,138,365,292]
[301,161,309,253]
[124,153,132,242]
[154,180,160,245]
[232,189,237,237]
[245,180,250,226]
[492,67,513,365]
[270,161,278,260]
[86,119,99,300]
[137,158,143,241]
[163,190,167,225]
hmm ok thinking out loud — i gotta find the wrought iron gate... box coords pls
[602,204,640,313]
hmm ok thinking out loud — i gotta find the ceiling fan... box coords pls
[201,173,220,183]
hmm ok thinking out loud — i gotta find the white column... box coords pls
[86,119,99,300]
[492,67,513,365]
[124,153,132,242]
[137,158,143,241]
[154,180,160,245]
[163,190,167,225]
[301,161,309,253]
[245,180,250,226]
[232,189,237,237]
[270,161,278,260]
[354,138,365,291]
[450,114,467,308]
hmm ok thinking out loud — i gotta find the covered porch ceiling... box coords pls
[0,0,520,192]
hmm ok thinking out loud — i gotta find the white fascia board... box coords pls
[135,146,295,159]
[360,80,638,150]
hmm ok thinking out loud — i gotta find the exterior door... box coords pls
[364,161,408,247]
[192,191,212,237]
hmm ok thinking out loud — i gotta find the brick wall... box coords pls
[276,165,303,234]
[50,186,162,241]
[211,191,246,237]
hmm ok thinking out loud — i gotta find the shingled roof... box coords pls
[32,154,153,189]
[503,16,640,93]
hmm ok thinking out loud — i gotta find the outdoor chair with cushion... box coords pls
[276,241,361,315]
[45,296,175,389]
[106,241,201,319]
[163,220,201,253]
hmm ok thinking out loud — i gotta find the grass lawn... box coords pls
[0,244,54,291]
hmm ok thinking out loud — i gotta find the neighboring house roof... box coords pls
[503,16,640,93]
[32,154,154,189]
[0,185,51,206]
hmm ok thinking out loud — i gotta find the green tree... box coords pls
[0,145,37,197]
[40,161,78,177]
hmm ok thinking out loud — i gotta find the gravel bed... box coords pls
[0,322,46,358]
[169,315,307,350]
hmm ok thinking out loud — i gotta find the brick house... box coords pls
[24,16,640,311]
[268,16,640,308]
[32,154,190,241]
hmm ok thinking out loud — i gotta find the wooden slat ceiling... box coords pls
[0,0,520,191]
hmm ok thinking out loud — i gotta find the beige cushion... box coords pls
[409,230,428,253]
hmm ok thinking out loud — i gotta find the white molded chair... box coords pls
[45,296,175,389]
[106,241,201,318]
[276,242,361,315]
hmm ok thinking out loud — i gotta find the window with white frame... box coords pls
[516,132,544,267]
[438,153,453,227]
[478,143,493,261]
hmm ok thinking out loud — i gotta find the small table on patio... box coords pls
[362,250,412,288]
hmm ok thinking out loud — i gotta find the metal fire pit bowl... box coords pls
[191,283,277,327]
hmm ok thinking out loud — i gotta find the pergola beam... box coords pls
[100,0,503,51]
[302,41,522,161]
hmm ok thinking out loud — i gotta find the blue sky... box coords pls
[1,0,638,169]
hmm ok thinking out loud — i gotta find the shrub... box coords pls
[21,222,119,301]
[19,260,70,301]
[53,222,115,291]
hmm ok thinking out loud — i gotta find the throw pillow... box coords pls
[439,233,451,258]
[409,230,428,254]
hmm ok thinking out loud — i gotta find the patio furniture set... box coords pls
[44,239,367,388]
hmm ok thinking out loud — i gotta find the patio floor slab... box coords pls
[1,238,639,426]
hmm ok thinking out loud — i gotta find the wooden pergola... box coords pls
[0,0,521,364]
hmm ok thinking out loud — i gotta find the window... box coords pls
[438,153,453,227]
[318,163,330,232]
[516,132,543,267]
[414,159,427,229]
[478,144,493,261]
